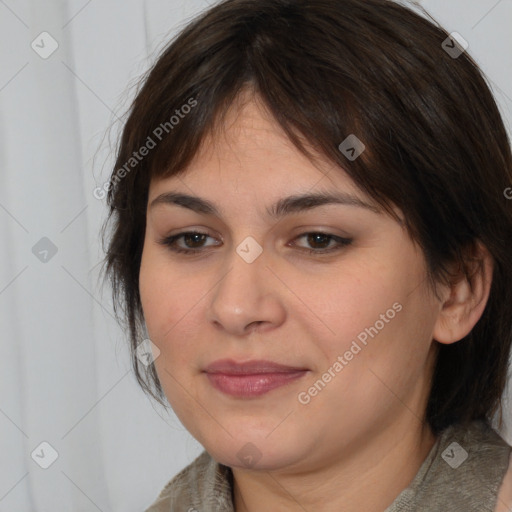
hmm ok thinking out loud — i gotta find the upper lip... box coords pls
[203,359,308,375]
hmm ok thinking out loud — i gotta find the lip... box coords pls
[203,359,309,398]
[203,358,308,374]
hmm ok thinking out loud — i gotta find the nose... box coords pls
[206,245,286,336]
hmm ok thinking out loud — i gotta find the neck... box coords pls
[232,419,437,512]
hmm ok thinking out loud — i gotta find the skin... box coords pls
[139,90,499,511]
[496,456,512,512]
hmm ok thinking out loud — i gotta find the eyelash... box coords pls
[157,231,353,256]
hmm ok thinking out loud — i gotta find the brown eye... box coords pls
[158,231,218,254]
[292,232,353,254]
[180,232,209,249]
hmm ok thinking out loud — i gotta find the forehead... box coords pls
[149,94,365,200]
[146,95,405,227]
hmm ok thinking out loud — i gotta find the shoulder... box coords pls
[403,420,512,511]
[143,450,210,512]
[453,420,512,512]
[144,450,234,512]
[495,452,512,512]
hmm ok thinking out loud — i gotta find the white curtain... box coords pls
[0,1,510,510]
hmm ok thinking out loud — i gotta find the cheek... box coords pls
[312,268,395,348]
[139,246,184,342]
[313,260,430,379]
[139,248,166,331]
[139,256,194,406]
[139,246,205,368]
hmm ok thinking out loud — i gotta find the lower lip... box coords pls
[205,371,308,397]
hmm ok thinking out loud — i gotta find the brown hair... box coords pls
[100,0,512,436]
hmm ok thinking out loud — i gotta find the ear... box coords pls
[432,240,494,345]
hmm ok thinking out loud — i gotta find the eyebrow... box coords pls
[149,190,381,218]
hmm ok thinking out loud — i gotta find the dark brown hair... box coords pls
[100,0,512,436]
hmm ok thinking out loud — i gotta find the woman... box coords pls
[100,0,512,510]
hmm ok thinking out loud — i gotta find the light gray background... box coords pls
[0,0,511,510]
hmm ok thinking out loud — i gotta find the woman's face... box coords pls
[139,95,443,471]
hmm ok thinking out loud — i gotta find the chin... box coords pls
[201,430,303,471]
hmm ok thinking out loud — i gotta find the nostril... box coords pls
[246,320,265,332]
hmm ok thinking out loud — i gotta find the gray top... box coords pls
[145,420,511,512]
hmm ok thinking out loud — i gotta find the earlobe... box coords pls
[432,240,494,345]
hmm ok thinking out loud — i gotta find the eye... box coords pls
[157,231,219,254]
[291,232,353,254]
[157,231,353,255]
